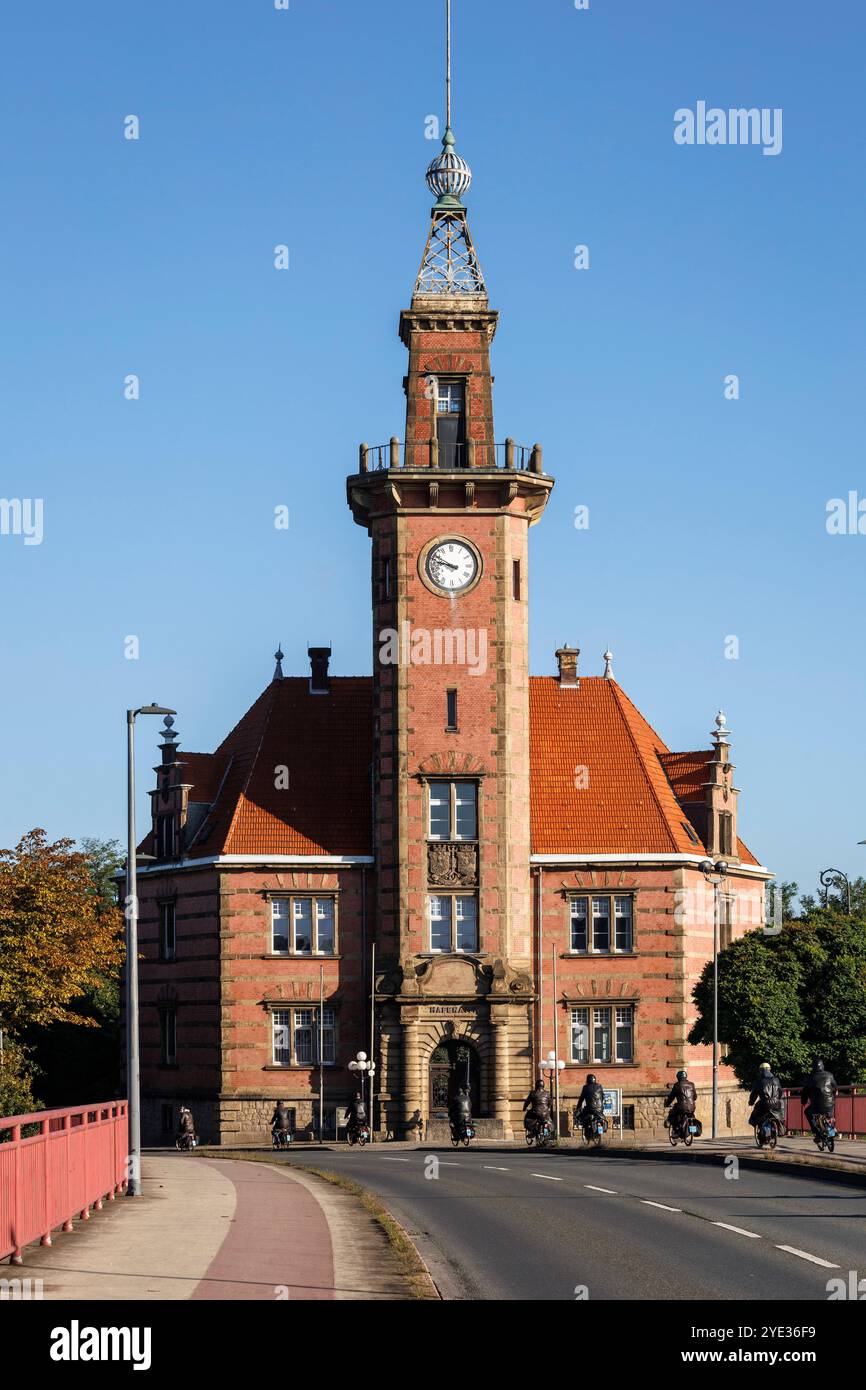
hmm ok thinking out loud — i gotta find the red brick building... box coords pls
[135,122,771,1146]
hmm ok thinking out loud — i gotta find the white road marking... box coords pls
[713,1222,761,1239]
[776,1245,839,1269]
[483,1166,510,1172]
[531,1173,563,1181]
[585,1184,618,1194]
[641,1200,682,1212]
[440,1161,461,1166]
[382,1157,410,1163]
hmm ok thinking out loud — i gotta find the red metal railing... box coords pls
[0,1101,128,1265]
[783,1086,866,1136]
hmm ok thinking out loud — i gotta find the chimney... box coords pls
[555,645,580,689]
[308,645,331,695]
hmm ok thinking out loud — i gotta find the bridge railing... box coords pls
[782,1086,866,1136]
[0,1100,128,1265]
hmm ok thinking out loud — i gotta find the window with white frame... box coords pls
[569,895,633,953]
[272,1007,336,1066]
[428,781,477,840]
[615,1006,634,1062]
[270,897,336,955]
[570,1005,635,1064]
[428,893,478,953]
[570,1008,590,1063]
[436,380,464,414]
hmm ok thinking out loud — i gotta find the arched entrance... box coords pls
[429,1038,481,1119]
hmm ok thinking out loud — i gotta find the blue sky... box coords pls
[1,0,863,895]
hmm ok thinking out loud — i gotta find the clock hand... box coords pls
[435,560,459,570]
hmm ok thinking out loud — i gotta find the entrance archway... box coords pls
[429,1038,481,1119]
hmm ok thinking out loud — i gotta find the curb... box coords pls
[580,1143,866,1189]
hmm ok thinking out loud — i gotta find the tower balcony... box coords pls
[357,438,546,475]
[347,437,554,530]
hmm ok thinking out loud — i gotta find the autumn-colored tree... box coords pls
[0,1037,40,1117]
[0,829,125,1035]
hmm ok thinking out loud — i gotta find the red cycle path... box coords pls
[191,1160,335,1300]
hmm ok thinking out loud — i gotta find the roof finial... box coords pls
[160,714,179,745]
[425,0,472,211]
[603,647,614,679]
[273,645,284,681]
[712,709,731,744]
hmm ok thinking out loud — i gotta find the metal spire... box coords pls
[446,0,452,130]
[273,645,285,681]
[415,1,486,299]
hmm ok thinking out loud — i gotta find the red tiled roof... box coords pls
[529,678,706,855]
[657,747,760,866]
[166,674,762,865]
[183,678,373,857]
[180,752,228,806]
[659,750,711,803]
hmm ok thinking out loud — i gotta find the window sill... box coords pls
[264,1063,336,1071]
[567,1061,639,1069]
[562,951,637,959]
[264,953,341,960]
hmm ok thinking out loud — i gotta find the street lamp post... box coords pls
[348,1051,375,1137]
[126,703,176,1196]
[544,1049,566,1138]
[819,868,852,916]
[700,857,729,1141]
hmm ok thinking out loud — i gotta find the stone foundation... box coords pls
[557,1084,753,1141]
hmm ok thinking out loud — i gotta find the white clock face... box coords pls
[426,539,478,593]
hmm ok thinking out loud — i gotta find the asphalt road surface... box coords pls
[278,1145,866,1301]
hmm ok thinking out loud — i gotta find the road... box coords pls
[277,1145,866,1301]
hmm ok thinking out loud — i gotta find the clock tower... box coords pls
[346,38,553,1138]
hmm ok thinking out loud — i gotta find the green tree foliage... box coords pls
[689,905,866,1086]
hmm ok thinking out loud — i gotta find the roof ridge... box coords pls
[221,681,281,853]
[607,681,682,853]
[607,680,670,754]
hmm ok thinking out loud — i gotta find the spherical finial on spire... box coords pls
[426,127,472,207]
[160,714,178,745]
[712,709,731,743]
[273,645,285,682]
[603,649,614,679]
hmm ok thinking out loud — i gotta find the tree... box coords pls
[764,879,800,924]
[689,904,866,1086]
[4,836,127,1108]
[800,875,866,917]
[0,830,125,1033]
[0,1037,40,1118]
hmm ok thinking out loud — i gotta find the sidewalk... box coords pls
[13,1153,416,1301]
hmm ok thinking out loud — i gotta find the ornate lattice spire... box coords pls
[413,2,486,299]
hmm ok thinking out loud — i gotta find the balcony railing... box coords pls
[357,439,544,474]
